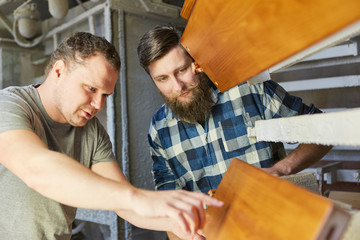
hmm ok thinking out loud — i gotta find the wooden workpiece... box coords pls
[329,191,360,210]
[180,0,360,92]
[204,158,350,240]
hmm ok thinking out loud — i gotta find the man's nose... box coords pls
[172,76,186,92]
[91,94,105,110]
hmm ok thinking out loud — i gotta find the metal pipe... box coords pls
[48,0,69,19]
[0,11,13,34]
[104,0,115,153]
[88,15,95,35]
[0,47,2,89]
[118,8,132,240]
[44,3,105,40]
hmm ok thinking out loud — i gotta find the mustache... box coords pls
[175,81,199,98]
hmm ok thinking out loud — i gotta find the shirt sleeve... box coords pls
[260,80,321,120]
[0,93,34,134]
[148,122,180,191]
[90,118,116,165]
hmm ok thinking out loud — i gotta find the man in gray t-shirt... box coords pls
[0,32,222,240]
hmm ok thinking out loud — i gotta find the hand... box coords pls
[132,189,223,235]
[262,161,290,177]
[261,167,281,176]
[170,225,207,240]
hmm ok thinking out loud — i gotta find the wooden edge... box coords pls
[204,158,351,240]
[316,204,352,240]
[329,191,360,209]
[180,0,196,19]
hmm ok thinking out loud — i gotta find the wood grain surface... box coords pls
[180,0,360,92]
[204,158,351,240]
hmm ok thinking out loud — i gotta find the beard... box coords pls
[161,74,214,124]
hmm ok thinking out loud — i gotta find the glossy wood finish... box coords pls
[180,0,196,20]
[180,0,360,92]
[204,158,350,240]
[329,191,360,209]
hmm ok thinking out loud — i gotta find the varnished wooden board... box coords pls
[180,0,360,92]
[204,158,351,240]
[329,191,360,210]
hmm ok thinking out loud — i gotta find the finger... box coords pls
[166,202,192,234]
[192,233,206,240]
[184,207,198,234]
[197,229,205,237]
[176,191,222,229]
[181,190,224,207]
[168,200,200,233]
[173,192,205,231]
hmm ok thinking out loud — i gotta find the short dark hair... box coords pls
[137,24,191,74]
[45,32,120,76]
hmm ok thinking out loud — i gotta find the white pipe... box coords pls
[48,0,69,19]
[0,11,13,34]
[88,15,95,34]
[44,3,106,40]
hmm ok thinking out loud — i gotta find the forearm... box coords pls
[25,150,137,210]
[116,209,173,232]
[1,130,223,235]
[116,210,201,239]
[268,144,332,176]
[0,130,133,210]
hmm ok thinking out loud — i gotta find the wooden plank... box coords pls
[329,191,360,210]
[204,158,351,240]
[180,0,360,92]
[180,0,196,20]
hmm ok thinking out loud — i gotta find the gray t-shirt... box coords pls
[0,85,116,239]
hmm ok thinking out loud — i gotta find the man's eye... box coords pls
[179,65,190,73]
[89,86,96,92]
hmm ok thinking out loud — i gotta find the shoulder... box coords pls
[226,80,287,97]
[0,85,39,111]
[216,81,264,104]
[0,85,39,110]
[152,104,168,122]
[0,85,32,100]
[151,104,175,127]
[149,104,178,139]
[0,86,39,133]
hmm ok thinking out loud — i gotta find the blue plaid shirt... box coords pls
[149,80,320,193]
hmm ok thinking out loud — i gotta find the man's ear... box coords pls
[191,62,203,74]
[53,60,66,78]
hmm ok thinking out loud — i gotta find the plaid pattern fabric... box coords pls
[149,80,320,193]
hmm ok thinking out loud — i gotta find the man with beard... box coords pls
[137,24,332,240]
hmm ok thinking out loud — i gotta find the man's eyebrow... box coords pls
[177,63,190,70]
[152,74,166,81]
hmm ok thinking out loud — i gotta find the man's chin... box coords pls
[69,118,88,127]
[176,94,195,104]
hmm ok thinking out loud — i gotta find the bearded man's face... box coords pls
[148,46,213,123]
